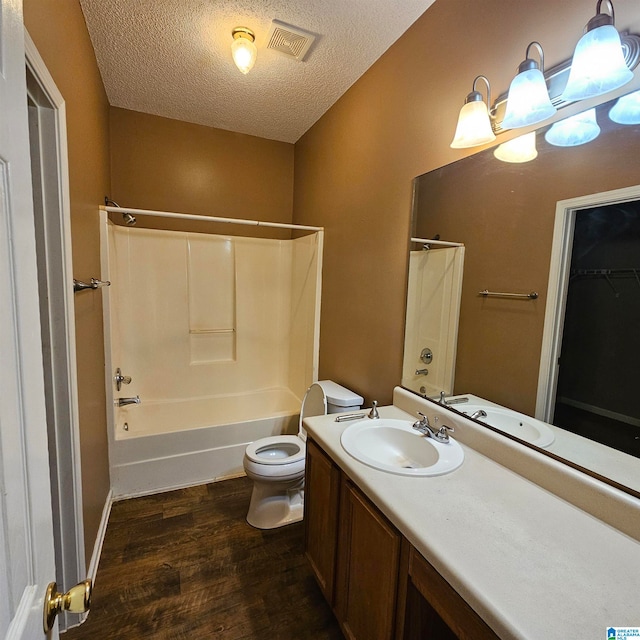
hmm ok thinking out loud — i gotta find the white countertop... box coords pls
[448,393,640,495]
[303,392,640,640]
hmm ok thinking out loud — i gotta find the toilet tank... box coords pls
[317,380,364,414]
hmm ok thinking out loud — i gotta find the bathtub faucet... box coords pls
[116,396,141,407]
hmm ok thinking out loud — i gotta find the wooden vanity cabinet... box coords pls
[304,437,499,640]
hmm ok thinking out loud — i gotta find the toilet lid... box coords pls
[244,435,305,465]
[298,383,328,432]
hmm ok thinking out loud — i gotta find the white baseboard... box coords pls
[87,489,113,585]
[69,489,112,629]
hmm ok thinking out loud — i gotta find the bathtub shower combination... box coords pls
[100,208,323,497]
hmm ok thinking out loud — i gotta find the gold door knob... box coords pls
[43,579,92,632]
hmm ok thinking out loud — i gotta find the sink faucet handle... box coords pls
[367,400,379,419]
[435,424,454,442]
[415,411,430,427]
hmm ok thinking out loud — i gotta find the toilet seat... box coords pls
[244,435,305,465]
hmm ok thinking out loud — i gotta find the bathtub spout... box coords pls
[116,396,141,407]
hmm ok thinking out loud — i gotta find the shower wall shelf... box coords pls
[73,278,110,293]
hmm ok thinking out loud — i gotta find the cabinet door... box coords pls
[335,479,401,640]
[304,439,342,603]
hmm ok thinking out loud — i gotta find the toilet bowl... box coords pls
[243,380,363,529]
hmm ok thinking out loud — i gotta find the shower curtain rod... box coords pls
[102,205,324,232]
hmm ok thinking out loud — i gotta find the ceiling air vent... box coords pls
[266,20,316,61]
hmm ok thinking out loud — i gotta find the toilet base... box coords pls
[245,478,305,529]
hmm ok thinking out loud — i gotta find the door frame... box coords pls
[536,183,640,422]
[24,30,85,628]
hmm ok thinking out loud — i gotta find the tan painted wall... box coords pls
[23,0,111,563]
[22,0,640,555]
[109,108,294,238]
[293,0,640,407]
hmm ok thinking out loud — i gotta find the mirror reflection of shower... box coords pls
[104,196,136,226]
[402,240,464,398]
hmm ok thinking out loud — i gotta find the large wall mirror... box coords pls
[405,89,640,497]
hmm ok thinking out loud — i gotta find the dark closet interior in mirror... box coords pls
[554,202,640,458]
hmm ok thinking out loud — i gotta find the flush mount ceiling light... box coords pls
[493,132,538,163]
[561,0,633,102]
[450,75,496,149]
[231,27,257,74]
[502,42,556,130]
[544,108,601,146]
[609,89,640,124]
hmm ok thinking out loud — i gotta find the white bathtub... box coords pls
[108,387,301,498]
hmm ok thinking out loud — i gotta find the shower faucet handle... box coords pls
[114,368,132,391]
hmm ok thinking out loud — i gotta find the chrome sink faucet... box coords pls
[412,412,454,443]
[436,391,469,406]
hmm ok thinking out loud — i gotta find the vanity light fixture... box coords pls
[502,42,556,130]
[493,131,538,163]
[609,89,640,124]
[561,0,633,102]
[232,27,257,74]
[450,75,496,149]
[448,0,640,150]
[544,108,601,146]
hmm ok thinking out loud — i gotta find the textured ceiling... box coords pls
[79,0,437,143]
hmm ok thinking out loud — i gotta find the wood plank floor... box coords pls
[65,477,344,639]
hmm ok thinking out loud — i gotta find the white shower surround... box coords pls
[100,212,322,497]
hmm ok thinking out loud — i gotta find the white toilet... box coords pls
[243,380,364,529]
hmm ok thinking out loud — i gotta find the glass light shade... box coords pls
[609,89,640,124]
[493,132,538,163]
[232,36,257,74]
[450,100,496,149]
[561,25,632,102]
[544,108,600,147]
[502,68,556,129]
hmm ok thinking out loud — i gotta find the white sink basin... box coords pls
[460,405,555,448]
[340,418,464,476]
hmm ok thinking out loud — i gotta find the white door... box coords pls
[0,1,58,638]
[402,246,465,398]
